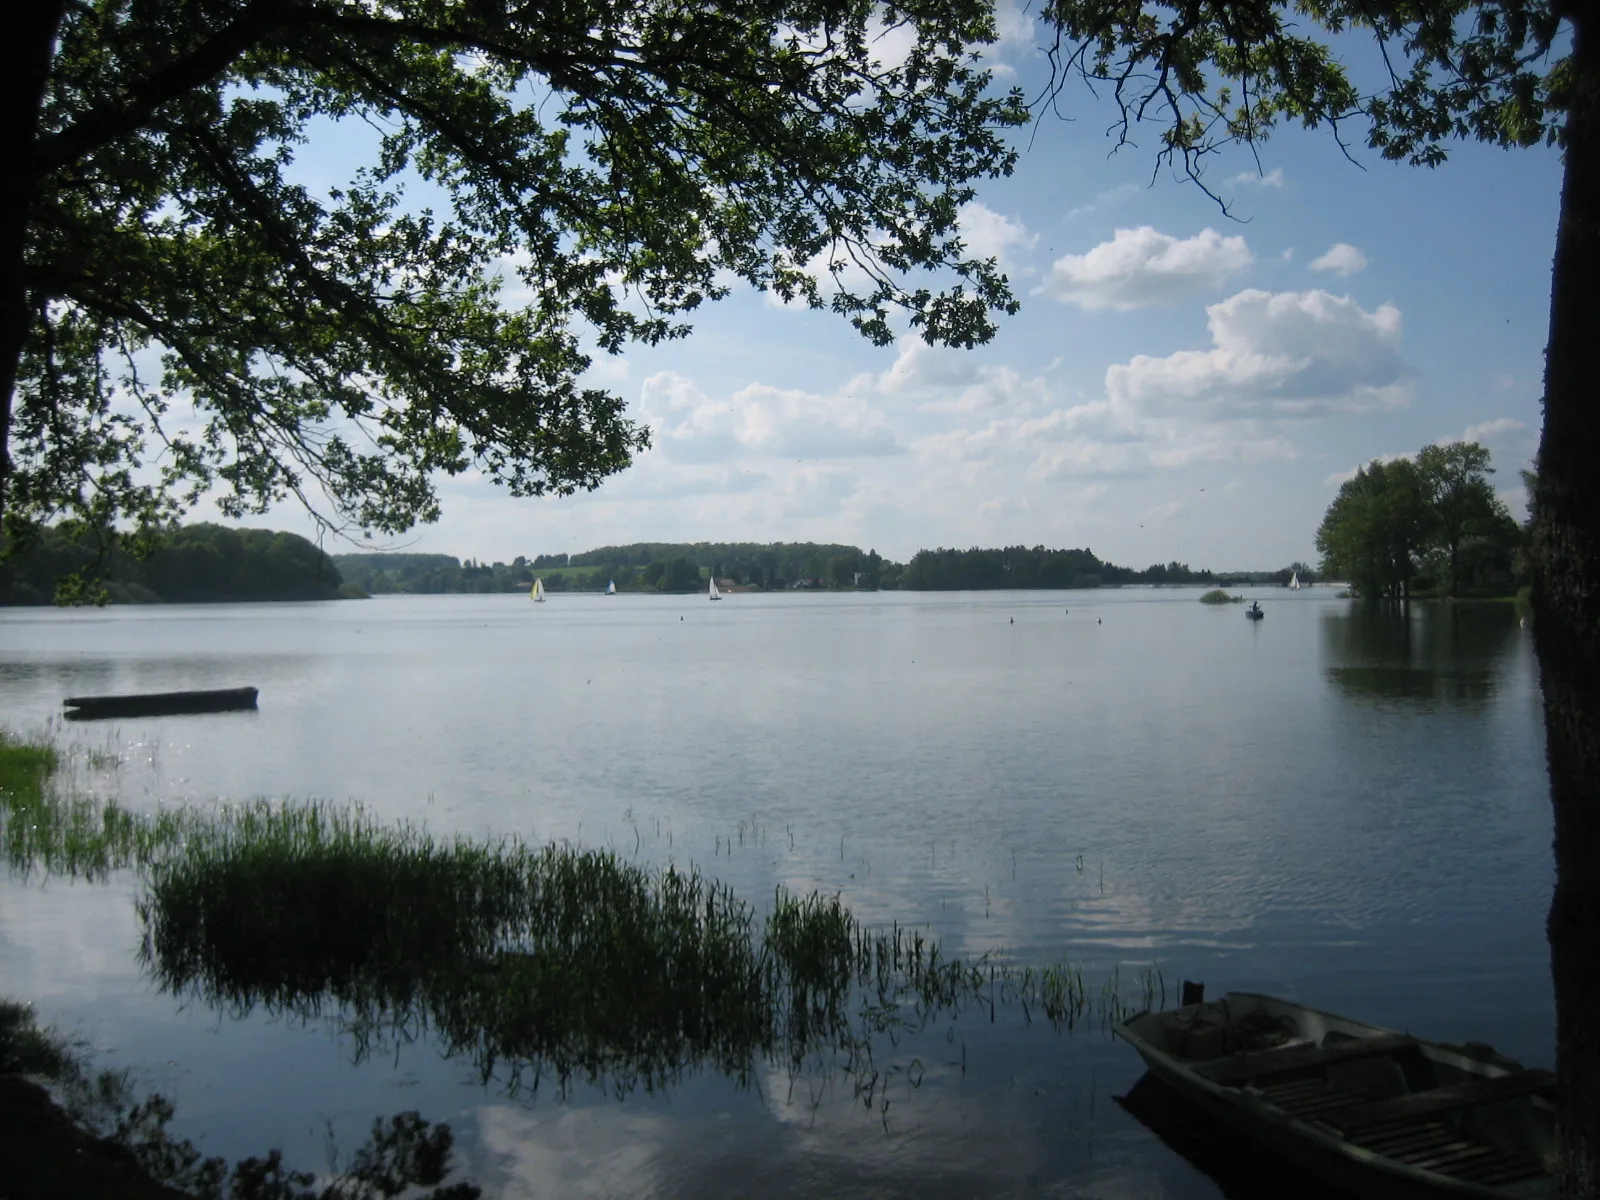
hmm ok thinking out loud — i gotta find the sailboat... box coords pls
[606,580,616,596]
[709,577,722,601]
[1289,571,1301,591]
[531,578,545,603]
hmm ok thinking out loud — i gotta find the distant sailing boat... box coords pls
[1289,571,1301,591]
[606,580,616,596]
[709,577,722,601]
[531,578,545,603]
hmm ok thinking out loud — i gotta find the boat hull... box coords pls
[1116,993,1553,1199]
[63,686,259,720]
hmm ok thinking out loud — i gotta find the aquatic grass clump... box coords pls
[143,828,777,1095]
[2,727,206,880]
[439,849,772,1093]
[140,803,533,1013]
[765,889,856,993]
[0,732,58,805]
[140,814,1174,1102]
[1199,589,1244,605]
[9,729,1172,1104]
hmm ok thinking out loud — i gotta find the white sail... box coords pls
[709,577,722,601]
[532,578,545,602]
[1289,571,1301,590]
[606,580,615,595]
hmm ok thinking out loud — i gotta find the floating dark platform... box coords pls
[63,686,259,720]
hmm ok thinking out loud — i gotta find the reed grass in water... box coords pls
[5,729,1166,1103]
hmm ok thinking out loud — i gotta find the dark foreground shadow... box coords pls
[1115,1072,1354,1200]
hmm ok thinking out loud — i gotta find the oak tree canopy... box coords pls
[2,0,1027,542]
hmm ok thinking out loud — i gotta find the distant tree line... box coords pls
[1315,442,1523,599]
[4,527,1314,604]
[570,542,883,590]
[336,543,892,594]
[895,546,1224,590]
[0,524,346,604]
[332,553,534,596]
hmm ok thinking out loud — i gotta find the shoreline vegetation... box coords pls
[0,524,357,606]
[0,733,480,1199]
[1,727,1163,1195]
[0,521,1323,603]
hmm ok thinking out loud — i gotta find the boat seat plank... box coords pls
[1325,1068,1556,1133]
[1196,1032,1419,1086]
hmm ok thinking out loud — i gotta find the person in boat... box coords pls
[1249,601,1262,615]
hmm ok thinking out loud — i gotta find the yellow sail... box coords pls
[531,578,545,602]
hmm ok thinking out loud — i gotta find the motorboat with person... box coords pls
[1246,601,1264,621]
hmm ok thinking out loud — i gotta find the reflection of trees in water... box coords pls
[138,830,1150,1105]
[1321,602,1522,707]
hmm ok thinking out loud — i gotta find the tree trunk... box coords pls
[0,0,66,530]
[1536,5,1600,1196]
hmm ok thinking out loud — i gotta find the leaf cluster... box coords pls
[13,0,1026,541]
[1039,0,1569,207]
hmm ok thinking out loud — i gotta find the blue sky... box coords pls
[222,6,1560,570]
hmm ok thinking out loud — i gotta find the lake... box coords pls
[0,587,1553,1198]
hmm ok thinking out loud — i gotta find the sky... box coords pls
[211,6,1561,571]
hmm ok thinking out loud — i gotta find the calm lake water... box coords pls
[0,588,1553,1198]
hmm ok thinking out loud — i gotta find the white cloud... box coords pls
[1460,417,1527,443]
[1321,418,1530,492]
[993,0,1037,46]
[730,382,900,458]
[958,201,1037,267]
[1229,168,1286,188]
[865,13,920,71]
[1309,243,1369,277]
[1105,289,1408,418]
[1039,227,1253,310]
[606,461,771,501]
[638,372,900,463]
[1498,486,1529,522]
[780,465,859,517]
[1146,500,1190,523]
[913,393,1297,483]
[1324,453,1410,487]
[890,287,1410,487]
[867,340,1055,414]
[1065,182,1140,219]
[983,0,1040,76]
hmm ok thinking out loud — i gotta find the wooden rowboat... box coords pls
[1115,992,1555,1198]
[62,686,259,720]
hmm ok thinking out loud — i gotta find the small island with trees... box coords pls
[1316,442,1525,601]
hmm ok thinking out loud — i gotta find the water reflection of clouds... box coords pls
[0,592,1556,1197]
[469,1024,1151,1200]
